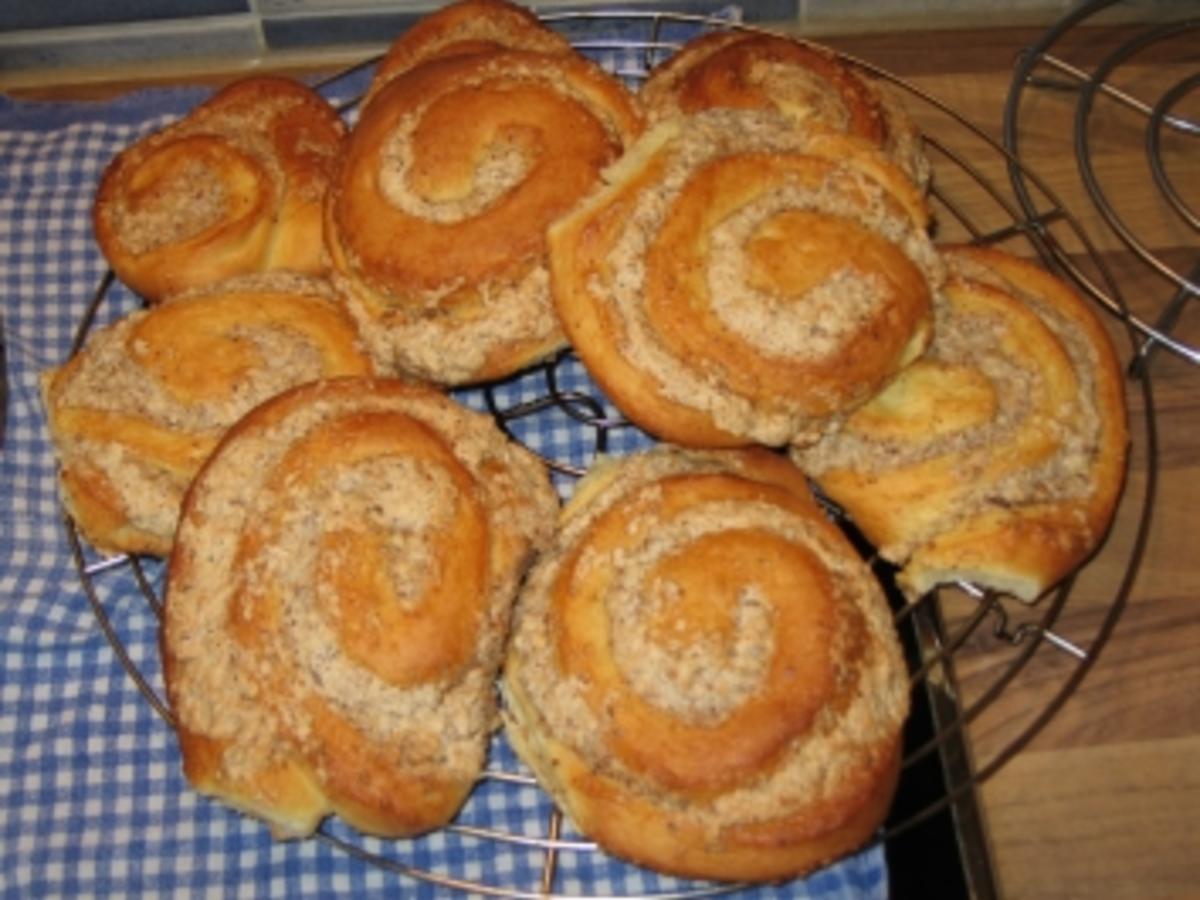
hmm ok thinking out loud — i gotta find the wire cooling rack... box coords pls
[64,10,1159,899]
[1003,0,1199,371]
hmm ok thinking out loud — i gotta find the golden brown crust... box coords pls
[794,244,1129,601]
[641,30,929,187]
[364,0,573,109]
[503,447,909,882]
[162,377,559,838]
[326,46,642,385]
[549,110,940,448]
[40,273,374,557]
[93,76,345,302]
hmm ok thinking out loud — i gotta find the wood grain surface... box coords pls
[823,23,1200,900]
[6,16,1197,900]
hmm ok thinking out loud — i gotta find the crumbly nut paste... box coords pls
[104,95,326,256]
[506,448,907,829]
[111,156,231,256]
[338,266,552,385]
[643,39,931,190]
[336,59,633,383]
[602,507,779,725]
[763,62,931,190]
[380,108,534,225]
[795,252,1105,560]
[706,198,890,360]
[751,60,855,130]
[168,383,556,786]
[586,109,940,445]
[45,275,366,539]
[873,79,932,190]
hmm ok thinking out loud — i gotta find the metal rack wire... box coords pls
[64,10,1158,899]
[1003,0,1199,370]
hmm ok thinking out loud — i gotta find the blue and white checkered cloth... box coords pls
[0,16,890,898]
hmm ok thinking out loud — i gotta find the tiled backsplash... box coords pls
[0,0,1179,82]
[0,0,764,81]
[0,0,250,32]
[255,0,796,51]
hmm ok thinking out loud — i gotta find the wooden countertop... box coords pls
[6,17,1196,900]
[822,23,1199,900]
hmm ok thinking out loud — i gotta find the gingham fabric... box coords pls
[0,17,890,899]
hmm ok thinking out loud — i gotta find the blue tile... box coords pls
[0,18,262,74]
[263,0,799,51]
[262,11,424,50]
[542,1,797,44]
[547,0,796,25]
[0,0,250,33]
[257,0,429,11]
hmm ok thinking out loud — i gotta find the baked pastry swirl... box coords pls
[162,377,558,838]
[549,108,941,448]
[641,30,929,188]
[40,274,374,556]
[94,76,345,302]
[503,447,909,882]
[363,0,573,109]
[325,45,642,385]
[793,245,1128,601]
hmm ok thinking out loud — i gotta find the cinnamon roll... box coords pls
[641,30,929,188]
[503,446,908,882]
[162,377,558,839]
[549,109,940,448]
[326,46,642,385]
[93,76,345,302]
[363,0,573,109]
[793,245,1128,601]
[40,274,374,556]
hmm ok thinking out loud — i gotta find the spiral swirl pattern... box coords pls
[94,76,345,302]
[641,31,930,188]
[163,378,558,838]
[550,108,941,448]
[794,244,1128,601]
[40,274,374,556]
[503,447,908,882]
[326,47,642,385]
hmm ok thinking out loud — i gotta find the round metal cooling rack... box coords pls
[1003,0,1200,370]
[64,10,1158,900]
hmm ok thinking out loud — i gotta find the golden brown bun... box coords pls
[162,377,559,838]
[503,446,909,883]
[363,0,573,108]
[326,46,642,385]
[40,273,374,556]
[794,244,1129,601]
[641,30,929,187]
[549,110,940,448]
[93,76,345,302]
